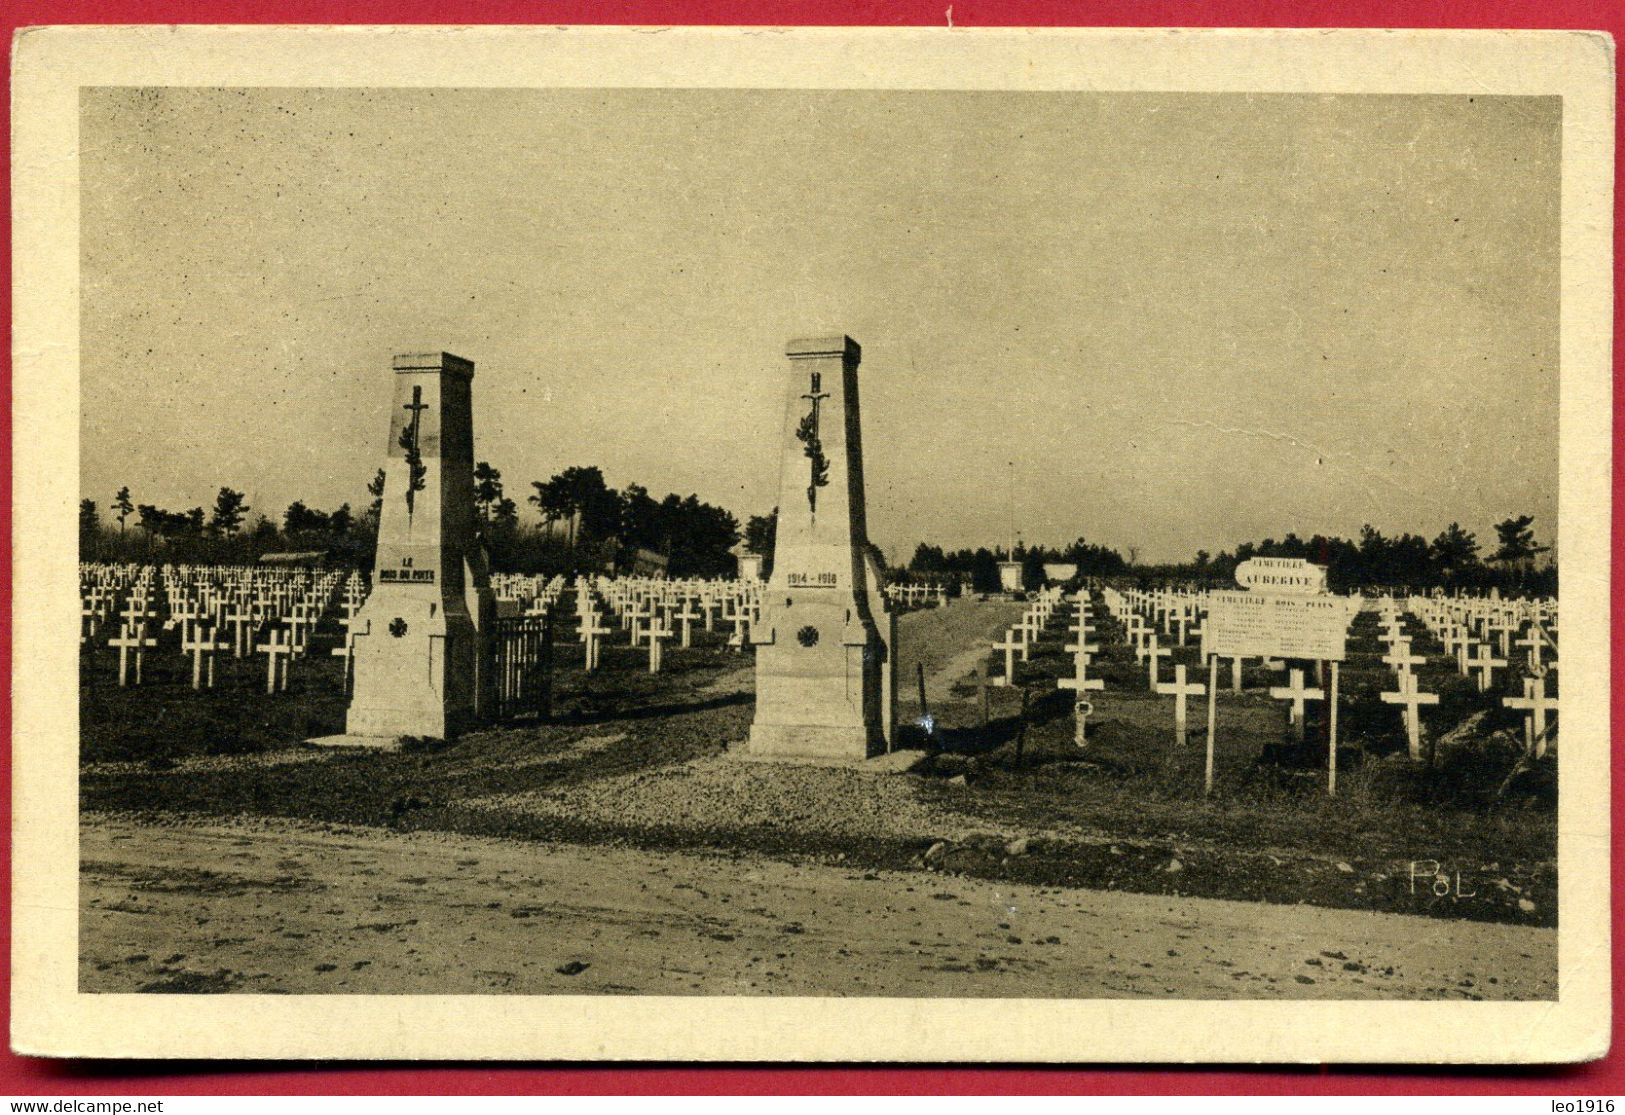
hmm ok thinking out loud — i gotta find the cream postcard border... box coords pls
[10,25,1615,1062]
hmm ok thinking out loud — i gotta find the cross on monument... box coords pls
[797,371,831,515]
[399,383,430,520]
[402,385,429,449]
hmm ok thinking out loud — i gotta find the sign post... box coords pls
[1203,559,1353,791]
[1327,660,1341,796]
[1205,653,1219,796]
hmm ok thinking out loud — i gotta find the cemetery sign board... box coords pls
[1205,591,1354,661]
[1234,557,1327,595]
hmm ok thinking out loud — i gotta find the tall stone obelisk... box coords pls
[324,351,494,746]
[748,335,896,760]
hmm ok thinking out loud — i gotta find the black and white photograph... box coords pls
[11,25,1613,1062]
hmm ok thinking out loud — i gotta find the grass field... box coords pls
[80,594,1556,929]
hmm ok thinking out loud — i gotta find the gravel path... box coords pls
[464,751,988,841]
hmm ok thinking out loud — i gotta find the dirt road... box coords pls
[82,814,1553,998]
[895,600,1026,705]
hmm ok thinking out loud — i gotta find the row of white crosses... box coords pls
[1358,592,1559,762]
[1110,594,1178,693]
[581,574,761,674]
[1104,586,1226,789]
[490,571,568,620]
[1407,592,1561,759]
[1107,588,1213,728]
[480,572,569,711]
[991,586,1065,687]
[1367,599,1438,761]
[883,582,948,609]
[570,580,613,671]
[84,561,809,696]
[1123,586,1395,751]
[1055,595,1104,745]
[1410,593,1557,691]
[482,573,754,679]
[1108,582,1562,789]
[82,561,353,693]
[1114,585,1349,792]
[1352,592,1561,763]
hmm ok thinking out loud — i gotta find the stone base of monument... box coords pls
[746,719,880,761]
[303,733,416,752]
[731,739,927,773]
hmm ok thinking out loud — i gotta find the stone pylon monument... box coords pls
[748,335,896,760]
[317,351,494,747]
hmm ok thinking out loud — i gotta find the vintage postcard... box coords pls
[10,25,1614,1061]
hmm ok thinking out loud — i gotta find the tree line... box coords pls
[488,464,742,578]
[82,464,756,579]
[1133,516,1555,596]
[82,473,1555,597]
[901,537,1130,593]
[890,517,1553,597]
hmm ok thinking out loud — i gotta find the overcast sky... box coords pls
[80,88,1559,563]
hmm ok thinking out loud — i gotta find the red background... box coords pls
[1,0,1619,1095]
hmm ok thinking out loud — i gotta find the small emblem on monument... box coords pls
[796,625,820,647]
[388,617,408,638]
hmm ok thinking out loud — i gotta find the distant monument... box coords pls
[998,537,1024,592]
[735,548,765,582]
[1042,562,1079,583]
[313,352,494,747]
[997,559,1024,593]
[998,468,1024,593]
[748,335,896,760]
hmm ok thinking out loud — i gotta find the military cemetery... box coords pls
[71,84,1566,1003]
[76,331,1563,1000]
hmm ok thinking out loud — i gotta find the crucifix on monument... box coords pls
[399,384,430,522]
[796,371,832,518]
